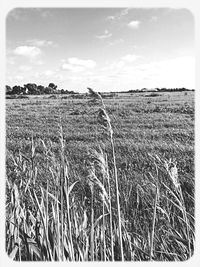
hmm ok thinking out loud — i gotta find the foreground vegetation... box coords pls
[6,90,195,261]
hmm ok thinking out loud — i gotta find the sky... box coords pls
[6,8,195,92]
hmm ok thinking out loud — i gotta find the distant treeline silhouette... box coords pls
[6,83,77,95]
[6,83,194,95]
[127,87,194,93]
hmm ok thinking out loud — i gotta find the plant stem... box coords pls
[149,184,158,261]
[106,154,114,261]
[91,187,94,261]
[110,135,124,261]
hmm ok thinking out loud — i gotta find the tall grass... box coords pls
[5,89,194,261]
[90,87,124,260]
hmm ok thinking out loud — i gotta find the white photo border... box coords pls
[1,1,199,266]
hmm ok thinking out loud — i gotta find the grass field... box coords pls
[6,90,195,261]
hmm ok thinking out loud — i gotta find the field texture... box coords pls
[6,91,195,261]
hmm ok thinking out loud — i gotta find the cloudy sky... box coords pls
[6,8,194,92]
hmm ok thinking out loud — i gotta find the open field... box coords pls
[6,91,195,261]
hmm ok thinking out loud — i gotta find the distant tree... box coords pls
[12,85,24,95]
[24,83,39,94]
[6,85,12,95]
[48,83,57,90]
[37,85,45,94]
[44,87,56,94]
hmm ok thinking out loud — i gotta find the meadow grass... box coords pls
[6,91,194,261]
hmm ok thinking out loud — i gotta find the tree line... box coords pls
[6,83,76,95]
[6,83,194,96]
[127,87,194,93]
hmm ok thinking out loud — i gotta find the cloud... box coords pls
[7,8,27,21]
[150,16,158,22]
[128,20,141,29]
[61,64,85,73]
[96,29,112,39]
[98,55,194,90]
[44,70,55,76]
[13,46,41,58]
[109,39,124,46]
[15,75,24,81]
[34,60,44,65]
[68,57,96,68]
[26,39,55,47]
[7,8,52,21]
[121,54,139,62]
[106,54,140,71]
[39,9,52,19]
[108,56,195,89]
[106,8,130,21]
[19,65,32,72]
[106,15,115,21]
[62,57,96,72]
[34,8,52,19]
[55,74,64,80]
[7,57,15,65]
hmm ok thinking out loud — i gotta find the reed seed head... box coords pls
[165,160,179,189]
[87,87,102,100]
[97,108,113,135]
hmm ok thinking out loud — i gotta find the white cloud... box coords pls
[35,8,52,19]
[15,75,24,81]
[13,46,41,58]
[105,54,140,71]
[106,15,115,21]
[113,56,194,88]
[96,29,112,39]
[109,38,124,46]
[150,16,158,22]
[7,8,27,21]
[62,57,96,72]
[7,57,15,65]
[106,8,130,21]
[128,20,141,29]
[98,56,194,90]
[33,72,40,78]
[26,39,54,47]
[62,64,85,73]
[44,70,55,76]
[150,56,195,88]
[120,8,129,17]
[39,9,52,19]
[35,60,44,65]
[121,54,139,62]
[19,65,32,72]
[55,73,64,80]
[68,57,96,68]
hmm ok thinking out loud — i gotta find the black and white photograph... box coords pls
[5,5,195,262]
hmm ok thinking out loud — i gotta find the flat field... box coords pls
[6,91,195,261]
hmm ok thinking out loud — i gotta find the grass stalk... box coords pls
[102,176,106,261]
[149,166,159,261]
[149,183,158,260]
[110,135,124,261]
[88,87,124,261]
[59,120,74,260]
[105,154,114,261]
[90,184,94,261]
